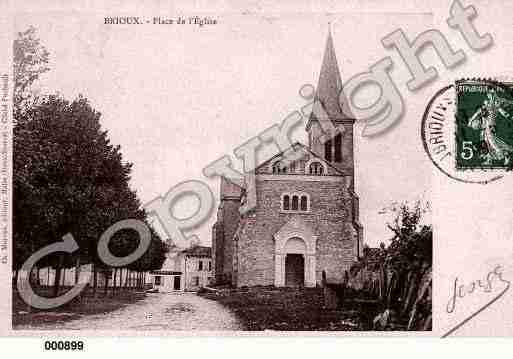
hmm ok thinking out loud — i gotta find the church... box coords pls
[212,31,363,288]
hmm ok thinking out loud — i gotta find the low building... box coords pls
[150,270,183,291]
[148,245,213,292]
[181,246,213,291]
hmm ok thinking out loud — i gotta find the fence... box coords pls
[347,262,432,330]
[322,262,432,331]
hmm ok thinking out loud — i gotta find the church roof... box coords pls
[307,30,349,128]
[254,142,345,176]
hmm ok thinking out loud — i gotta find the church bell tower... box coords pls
[306,30,356,179]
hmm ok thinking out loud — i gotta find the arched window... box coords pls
[324,134,343,163]
[283,194,290,210]
[272,161,287,174]
[300,195,308,211]
[291,195,299,210]
[281,193,310,212]
[334,133,342,163]
[309,162,324,175]
[325,140,332,162]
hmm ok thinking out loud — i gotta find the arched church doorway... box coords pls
[273,218,317,288]
[283,237,306,287]
[285,254,304,287]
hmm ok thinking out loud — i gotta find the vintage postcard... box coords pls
[1,0,513,349]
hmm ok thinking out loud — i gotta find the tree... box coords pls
[107,222,168,291]
[380,201,432,329]
[383,201,432,273]
[13,26,50,115]
[350,201,432,330]
[12,26,50,285]
[12,27,168,299]
[13,95,168,296]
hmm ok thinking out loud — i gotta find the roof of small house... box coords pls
[150,270,182,276]
[181,245,212,257]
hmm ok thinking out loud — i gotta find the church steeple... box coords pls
[306,29,355,177]
[312,28,345,121]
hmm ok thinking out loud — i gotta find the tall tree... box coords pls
[12,27,169,298]
[13,95,166,295]
[13,26,50,116]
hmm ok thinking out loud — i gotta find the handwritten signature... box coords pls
[443,264,511,337]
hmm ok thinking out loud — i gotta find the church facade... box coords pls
[212,32,363,288]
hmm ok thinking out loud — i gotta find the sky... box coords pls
[14,8,436,248]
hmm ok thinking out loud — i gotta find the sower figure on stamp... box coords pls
[467,92,513,165]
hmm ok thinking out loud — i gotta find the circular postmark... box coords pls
[421,79,513,184]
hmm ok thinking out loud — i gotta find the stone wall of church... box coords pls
[235,177,358,287]
[220,199,240,283]
[212,198,240,285]
[213,176,242,285]
[212,222,223,283]
[308,121,355,176]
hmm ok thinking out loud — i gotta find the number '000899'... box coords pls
[44,340,84,351]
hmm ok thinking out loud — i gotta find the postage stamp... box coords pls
[455,79,513,170]
[421,78,513,185]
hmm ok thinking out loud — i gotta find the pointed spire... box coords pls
[311,28,345,122]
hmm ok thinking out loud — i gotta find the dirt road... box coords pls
[16,292,241,331]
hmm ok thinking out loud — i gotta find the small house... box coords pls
[149,245,213,292]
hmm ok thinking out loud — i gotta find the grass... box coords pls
[198,286,383,331]
[12,286,146,328]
